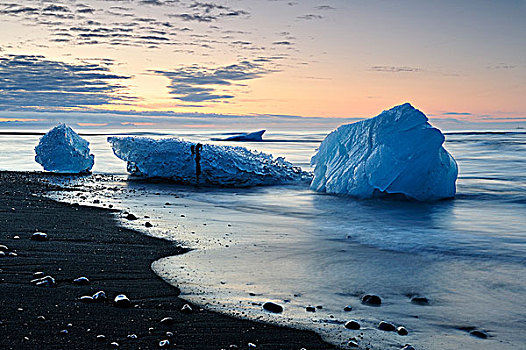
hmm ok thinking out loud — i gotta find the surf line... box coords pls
[190,143,203,184]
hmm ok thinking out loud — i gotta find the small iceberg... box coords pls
[212,130,265,142]
[310,103,458,201]
[35,124,94,173]
[108,136,310,186]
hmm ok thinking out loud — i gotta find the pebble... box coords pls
[181,304,192,313]
[127,334,138,339]
[13,235,20,239]
[166,331,174,337]
[248,343,257,348]
[343,305,353,312]
[78,296,94,303]
[159,339,170,347]
[92,291,107,302]
[378,321,396,331]
[33,272,45,278]
[160,317,175,325]
[73,277,90,285]
[348,340,359,347]
[36,316,46,321]
[113,294,131,308]
[305,305,316,312]
[145,222,153,228]
[125,213,138,220]
[262,302,283,313]
[470,330,488,339]
[0,251,5,258]
[397,326,409,336]
[110,342,119,347]
[361,294,382,306]
[96,335,106,342]
[60,329,68,335]
[344,320,361,330]
[401,345,416,350]
[31,276,56,287]
[411,296,429,305]
[8,252,17,257]
[31,232,48,241]
[0,245,8,251]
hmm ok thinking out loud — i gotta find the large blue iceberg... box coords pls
[310,103,458,201]
[108,136,310,186]
[35,124,94,173]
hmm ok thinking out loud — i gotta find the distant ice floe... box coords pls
[108,136,311,186]
[310,103,458,201]
[35,124,94,173]
[212,130,265,142]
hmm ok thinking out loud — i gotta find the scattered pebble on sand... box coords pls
[31,232,48,241]
[344,320,361,330]
[361,294,382,306]
[378,321,396,331]
[262,302,283,313]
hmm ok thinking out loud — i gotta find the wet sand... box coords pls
[0,171,335,350]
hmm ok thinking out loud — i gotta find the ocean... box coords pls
[1,127,525,349]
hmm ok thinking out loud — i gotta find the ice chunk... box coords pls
[213,130,266,142]
[310,103,458,201]
[108,136,310,186]
[35,124,94,173]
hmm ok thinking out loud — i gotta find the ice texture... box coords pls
[108,136,310,186]
[35,124,94,173]
[213,130,265,142]
[310,103,458,201]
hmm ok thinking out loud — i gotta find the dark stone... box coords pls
[361,294,382,306]
[159,339,170,347]
[113,294,131,308]
[73,277,90,285]
[378,321,396,331]
[145,222,153,228]
[470,330,488,339]
[410,296,429,305]
[181,304,192,313]
[31,232,48,241]
[397,326,408,336]
[31,275,56,287]
[33,271,45,278]
[96,335,106,342]
[92,291,107,302]
[316,305,323,309]
[79,296,94,303]
[401,345,416,350]
[0,251,5,258]
[348,340,359,347]
[125,213,138,220]
[0,245,8,251]
[344,305,353,312]
[263,302,283,313]
[160,317,175,325]
[344,320,361,330]
[306,306,316,312]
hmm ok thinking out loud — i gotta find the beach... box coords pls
[0,171,336,350]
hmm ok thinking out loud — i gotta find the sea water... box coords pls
[1,128,525,349]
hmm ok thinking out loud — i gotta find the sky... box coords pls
[0,0,525,129]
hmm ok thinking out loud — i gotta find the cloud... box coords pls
[155,61,270,102]
[315,5,335,10]
[297,14,323,20]
[0,54,132,109]
[370,66,421,73]
[169,1,249,22]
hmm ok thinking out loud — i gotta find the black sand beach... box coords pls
[0,171,336,350]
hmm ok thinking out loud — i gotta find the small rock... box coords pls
[166,331,174,337]
[344,320,361,330]
[37,316,46,321]
[60,329,68,335]
[0,245,8,251]
[0,251,5,258]
[397,326,409,336]
[113,294,131,308]
[401,345,416,350]
[470,330,488,339]
[33,271,45,278]
[159,339,170,347]
[306,305,316,312]
[31,232,48,241]
[96,335,106,342]
[92,291,107,302]
[8,252,17,257]
[248,343,257,348]
[348,340,359,347]
[160,317,174,325]
[343,305,353,312]
[110,342,119,347]
[378,321,396,331]
[125,213,138,220]
[410,296,429,305]
[145,222,153,228]
[181,304,192,313]
[73,277,90,285]
[78,296,93,303]
[262,302,283,313]
[127,334,138,339]
[13,235,20,239]
[32,276,56,287]
[361,294,382,306]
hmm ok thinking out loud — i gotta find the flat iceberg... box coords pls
[35,124,94,173]
[213,130,266,142]
[310,103,458,201]
[108,136,310,186]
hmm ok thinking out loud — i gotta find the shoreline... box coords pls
[0,171,336,350]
